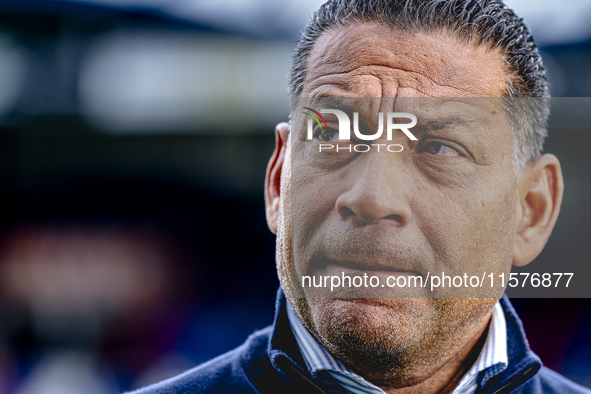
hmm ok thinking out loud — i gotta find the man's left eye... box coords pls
[420,141,462,157]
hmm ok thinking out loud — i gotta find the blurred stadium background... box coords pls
[0,0,589,392]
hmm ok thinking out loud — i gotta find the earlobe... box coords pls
[513,154,564,266]
[265,123,290,234]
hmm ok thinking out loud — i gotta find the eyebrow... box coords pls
[303,98,483,137]
[413,117,479,136]
[307,97,378,124]
[311,97,370,113]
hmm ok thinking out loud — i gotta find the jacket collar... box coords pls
[266,288,542,394]
[268,287,307,369]
[479,297,542,393]
[267,287,326,393]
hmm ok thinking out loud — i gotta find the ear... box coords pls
[513,154,564,266]
[265,122,290,234]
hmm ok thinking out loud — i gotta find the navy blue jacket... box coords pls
[129,289,591,393]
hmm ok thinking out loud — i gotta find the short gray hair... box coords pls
[289,0,550,171]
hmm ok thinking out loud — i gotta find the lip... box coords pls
[302,257,428,299]
[307,255,424,278]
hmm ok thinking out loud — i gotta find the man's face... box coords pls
[276,22,519,382]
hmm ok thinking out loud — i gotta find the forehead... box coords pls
[302,22,509,98]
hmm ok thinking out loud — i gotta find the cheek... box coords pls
[290,165,344,253]
[277,151,346,298]
[413,177,518,276]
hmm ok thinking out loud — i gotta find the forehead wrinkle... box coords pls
[307,72,477,101]
[306,61,499,98]
[302,22,507,98]
[307,69,384,97]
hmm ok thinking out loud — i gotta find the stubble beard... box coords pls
[275,146,496,385]
[288,294,495,384]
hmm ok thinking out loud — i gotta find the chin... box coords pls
[306,298,430,360]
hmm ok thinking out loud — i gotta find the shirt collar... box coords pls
[286,300,508,394]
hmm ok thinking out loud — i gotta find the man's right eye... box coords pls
[316,128,339,141]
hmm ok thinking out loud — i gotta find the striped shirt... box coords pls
[286,301,508,394]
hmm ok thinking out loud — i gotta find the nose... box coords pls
[335,160,412,226]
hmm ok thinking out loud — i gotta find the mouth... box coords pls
[307,255,424,278]
[300,255,427,298]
